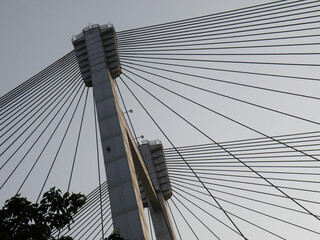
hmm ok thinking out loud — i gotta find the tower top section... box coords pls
[72,24,121,87]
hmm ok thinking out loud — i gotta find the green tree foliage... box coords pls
[0,188,125,240]
[0,188,86,240]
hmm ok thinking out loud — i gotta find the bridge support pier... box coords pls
[139,141,175,240]
[72,24,176,240]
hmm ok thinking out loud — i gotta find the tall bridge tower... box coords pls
[72,24,176,240]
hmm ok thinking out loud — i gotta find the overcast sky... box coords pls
[0,0,268,95]
[1,1,320,239]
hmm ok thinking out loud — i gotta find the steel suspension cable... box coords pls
[121,54,320,67]
[69,182,109,227]
[0,62,79,133]
[122,65,320,160]
[76,204,111,239]
[67,87,90,192]
[55,182,109,236]
[169,167,320,179]
[122,61,320,104]
[16,82,85,193]
[120,57,320,84]
[0,51,76,109]
[83,206,111,240]
[59,189,109,236]
[123,72,320,198]
[118,5,320,45]
[0,68,81,154]
[164,141,320,160]
[117,0,303,39]
[172,193,221,239]
[35,85,87,202]
[171,185,285,239]
[168,169,320,185]
[164,143,320,158]
[92,213,113,240]
[119,16,319,49]
[118,75,248,239]
[64,199,110,239]
[169,175,320,205]
[163,135,320,155]
[121,67,320,161]
[121,69,320,223]
[169,198,200,240]
[0,73,81,171]
[167,202,183,240]
[120,33,320,57]
[175,190,285,239]
[0,72,81,169]
[0,59,79,128]
[172,180,320,236]
[118,22,320,50]
[175,188,285,239]
[118,18,320,51]
[69,196,110,238]
[169,172,320,194]
[1,80,84,190]
[1,55,76,119]
[115,79,140,144]
[167,158,320,165]
[169,172,320,217]
[118,30,320,50]
[84,204,112,240]
[171,193,242,237]
[117,79,182,240]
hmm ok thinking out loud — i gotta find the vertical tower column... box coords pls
[73,25,150,240]
[72,24,176,240]
[139,141,176,240]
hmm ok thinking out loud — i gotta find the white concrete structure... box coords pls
[139,140,175,240]
[72,24,176,240]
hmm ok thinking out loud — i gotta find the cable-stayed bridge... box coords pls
[1,0,320,239]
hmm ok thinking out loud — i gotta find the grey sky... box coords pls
[0,0,266,95]
[1,1,320,239]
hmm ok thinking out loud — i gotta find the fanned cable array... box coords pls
[115,0,320,239]
[0,50,83,197]
[165,131,320,239]
[54,181,112,239]
[1,0,320,239]
[0,51,111,238]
